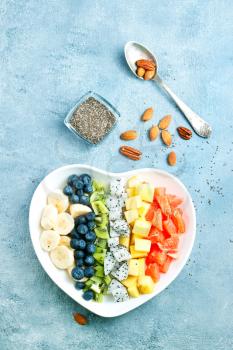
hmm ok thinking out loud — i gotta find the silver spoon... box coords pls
[124,41,212,138]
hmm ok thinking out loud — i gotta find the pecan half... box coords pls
[119,145,142,160]
[177,126,192,140]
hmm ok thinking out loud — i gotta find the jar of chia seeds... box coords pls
[64,91,119,145]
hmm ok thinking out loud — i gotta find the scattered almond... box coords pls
[120,130,138,141]
[136,59,155,71]
[141,107,153,121]
[149,125,159,141]
[167,151,176,166]
[73,313,88,325]
[159,115,172,129]
[177,126,192,140]
[161,130,172,146]
[136,67,145,77]
[144,69,155,80]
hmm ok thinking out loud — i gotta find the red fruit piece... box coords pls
[155,195,172,217]
[163,235,179,250]
[160,256,173,273]
[163,218,177,236]
[146,263,160,282]
[148,228,166,244]
[152,209,163,230]
[146,248,167,266]
[154,187,166,197]
[172,209,185,233]
[167,195,183,208]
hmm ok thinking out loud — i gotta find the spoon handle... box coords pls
[154,75,212,138]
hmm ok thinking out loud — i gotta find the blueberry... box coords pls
[86,243,96,254]
[84,184,93,194]
[76,258,84,267]
[76,189,84,196]
[67,174,79,186]
[79,195,90,205]
[70,239,79,249]
[63,185,73,196]
[73,180,84,190]
[70,194,79,204]
[77,239,86,250]
[85,232,96,242]
[71,231,81,240]
[75,215,86,225]
[77,224,88,235]
[74,250,85,259]
[84,255,95,266]
[83,289,94,301]
[86,212,96,221]
[87,221,96,230]
[75,281,85,290]
[71,267,84,280]
[84,266,95,278]
[80,174,91,185]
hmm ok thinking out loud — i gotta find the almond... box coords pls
[149,125,159,141]
[161,130,172,146]
[73,313,88,325]
[120,130,138,141]
[137,67,145,77]
[141,107,153,121]
[158,115,172,129]
[167,151,176,166]
[136,59,155,71]
[144,69,155,80]
[177,126,192,140]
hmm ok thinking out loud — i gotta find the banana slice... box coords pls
[47,190,69,213]
[50,245,74,269]
[67,263,75,278]
[40,230,60,251]
[69,204,91,218]
[41,204,58,230]
[55,212,74,235]
[59,236,71,248]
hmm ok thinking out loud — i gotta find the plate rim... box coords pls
[29,164,196,317]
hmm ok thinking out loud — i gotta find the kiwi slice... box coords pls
[93,252,105,264]
[96,214,109,229]
[95,238,107,249]
[90,276,103,284]
[95,227,109,240]
[104,275,112,286]
[92,201,108,215]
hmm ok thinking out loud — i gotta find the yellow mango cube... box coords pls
[128,285,140,298]
[119,236,130,249]
[137,275,154,294]
[130,245,148,258]
[128,259,140,276]
[124,209,138,224]
[138,258,146,276]
[122,276,138,288]
[137,183,154,203]
[132,219,151,237]
[135,238,151,252]
[138,201,151,217]
[130,234,141,245]
[127,176,140,188]
[127,188,136,197]
[125,196,142,210]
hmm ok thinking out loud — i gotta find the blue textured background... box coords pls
[1,1,233,349]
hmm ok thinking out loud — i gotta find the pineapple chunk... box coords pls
[138,201,151,217]
[119,236,130,249]
[137,275,154,294]
[130,245,148,258]
[130,234,141,245]
[127,176,140,188]
[128,285,140,298]
[137,183,154,203]
[124,209,138,224]
[135,238,151,252]
[125,196,142,210]
[138,258,146,276]
[132,219,151,237]
[128,259,140,276]
[122,276,137,288]
[127,188,136,197]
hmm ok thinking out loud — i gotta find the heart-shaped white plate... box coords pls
[29,164,196,317]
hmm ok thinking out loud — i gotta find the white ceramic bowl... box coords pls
[29,164,196,317]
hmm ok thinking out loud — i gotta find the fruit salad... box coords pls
[39,173,186,303]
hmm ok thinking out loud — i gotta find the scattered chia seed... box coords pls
[69,97,117,144]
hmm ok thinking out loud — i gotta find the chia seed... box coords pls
[69,97,117,144]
